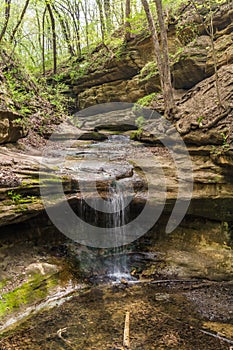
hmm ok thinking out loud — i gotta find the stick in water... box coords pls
[123,311,130,349]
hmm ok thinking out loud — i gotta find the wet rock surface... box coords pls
[0,281,232,349]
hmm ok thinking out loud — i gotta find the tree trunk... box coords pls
[74,0,81,58]
[141,0,174,118]
[80,0,89,50]
[121,0,125,25]
[0,0,11,43]
[36,8,42,53]
[46,2,57,74]
[154,0,174,117]
[141,0,163,88]
[55,0,81,58]
[52,4,75,57]
[42,7,47,76]
[104,0,111,32]
[96,0,105,43]
[10,0,30,43]
[125,0,131,41]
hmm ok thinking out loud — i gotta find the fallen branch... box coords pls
[57,328,74,349]
[150,279,197,284]
[123,311,130,349]
[200,329,233,345]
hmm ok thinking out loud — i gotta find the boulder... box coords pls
[74,107,138,131]
[172,36,211,89]
[78,132,108,141]
[0,110,27,144]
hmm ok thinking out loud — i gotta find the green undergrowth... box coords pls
[7,191,38,205]
[0,48,69,139]
[130,129,143,140]
[139,61,158,82]
[136,93,157,107]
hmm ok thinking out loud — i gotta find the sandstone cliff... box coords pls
[59,1,233,117]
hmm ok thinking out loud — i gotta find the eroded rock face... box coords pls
[0,130,233,226]
[175,64,233,143]
[73,52,143,95]
[206,33,233,74]
[0,110,27,144]
[172,36,211,89]
[78,77,147,110]
[141,215,233,280]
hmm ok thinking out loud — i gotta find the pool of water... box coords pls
[0,281,232,349]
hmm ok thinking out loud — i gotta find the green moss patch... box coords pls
[0,274,58,318]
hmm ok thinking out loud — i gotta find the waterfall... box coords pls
[107,181,131,281]
[75,179,133,281]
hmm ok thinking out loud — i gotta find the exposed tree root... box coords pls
[199,106,232,129]
[176,106,231,135]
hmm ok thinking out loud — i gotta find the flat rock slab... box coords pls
[63,160,134,181]
[74,106,161,132]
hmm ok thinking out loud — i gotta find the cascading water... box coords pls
[107,181,132,281]
[76,179,134,282]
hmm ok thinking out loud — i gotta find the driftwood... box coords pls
[123,311,130,349]
[200,329,233,345]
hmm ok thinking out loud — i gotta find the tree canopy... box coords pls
[0,0,227,73]
[0,0,187,72]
